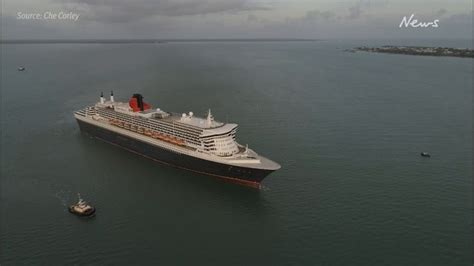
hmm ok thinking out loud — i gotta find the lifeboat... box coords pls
[145,130,152,136]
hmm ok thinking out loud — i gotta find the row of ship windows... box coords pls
[85,108,97,115]
[150,123,201,140]
[201,131,237,141]
[143,113,202,131]
[98,110,234,145]
[203,138,235,144]
[203,136,236,147]
[98,109,237,147]
[103,110,203,139]
[215,142,235,147]
[98,110,202,145]
[149,120,202,135]
[203,138,236,145]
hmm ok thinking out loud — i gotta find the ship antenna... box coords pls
[207,109,214,126]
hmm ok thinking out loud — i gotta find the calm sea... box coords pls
[1,39,472,265]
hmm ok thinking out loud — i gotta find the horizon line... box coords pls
[0,38,321,44]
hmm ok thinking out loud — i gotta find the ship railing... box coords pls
[107,117,187,147]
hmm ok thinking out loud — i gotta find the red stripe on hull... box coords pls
[95,136,262,189]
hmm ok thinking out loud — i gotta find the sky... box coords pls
[1,0,472,39]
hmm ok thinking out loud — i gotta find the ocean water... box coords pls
[0,40,472,265]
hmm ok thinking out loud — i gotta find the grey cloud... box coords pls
[445,11,472,23]
[436,8,448,17]
[62,0,270,23]
[347,4,362,20]
[277,9,337,30]
[263,8,472,40]
[3,0,470,40]
[305,10,336,21]
[247,14,259,22]
[346,0,388,20]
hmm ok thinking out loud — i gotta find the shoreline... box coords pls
[350,45,474,58]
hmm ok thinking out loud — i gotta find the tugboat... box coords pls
[420,152,431,158]
[68,194,96,217]
[17,66,26,71]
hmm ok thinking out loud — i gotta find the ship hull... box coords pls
[76,119,274,187]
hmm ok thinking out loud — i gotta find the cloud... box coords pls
[347,4,363,20]
[247,14,259,22]
[274,9,338,32]
[304,10,336,21]
[436,8,448,17]
[63,0,271,23]
[1,0,469,40]
[444,10,472,23]
[346,0,388,20]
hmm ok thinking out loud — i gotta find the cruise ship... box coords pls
[74,92,280,187]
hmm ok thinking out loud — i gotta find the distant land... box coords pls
[350,46,474,58]
[0,38,319,44]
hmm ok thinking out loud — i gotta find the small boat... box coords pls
[420,152,431,157]
[68,194,96,217]
[18,66,26,71]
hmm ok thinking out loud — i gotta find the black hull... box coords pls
[76,119,274,187]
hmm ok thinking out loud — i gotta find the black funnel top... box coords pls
[133,93,144,111]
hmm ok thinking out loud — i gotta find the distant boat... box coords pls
[17,66,25,71]
[68,193,96,217]
[420,152,431,157]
